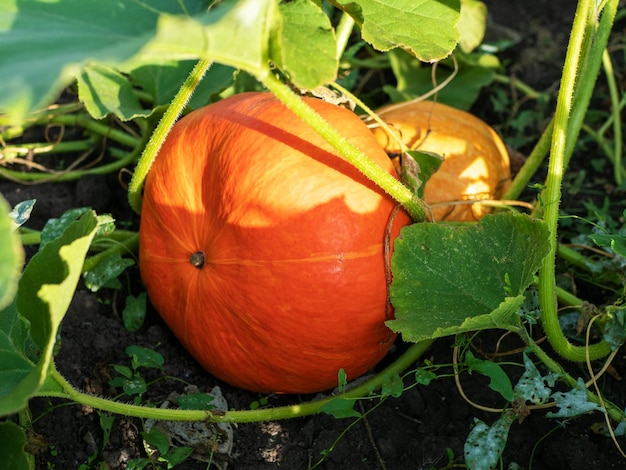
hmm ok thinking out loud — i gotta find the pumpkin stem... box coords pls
[189,251,206,269]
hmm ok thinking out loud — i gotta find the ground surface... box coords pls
[3,1,626,469]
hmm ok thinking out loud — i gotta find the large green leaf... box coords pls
[0,421,29,470]
[0,211,99,416]
[275,0,338,89]
[333,0,461,62]
[388,213,550,342]
[0,195,23,311]
[0,0,277,121]
[457,0,487,53]
[0,303,33,401]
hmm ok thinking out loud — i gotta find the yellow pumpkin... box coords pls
[370,100,511,221]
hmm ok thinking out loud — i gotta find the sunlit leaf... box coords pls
[333,0,461,62]
[0,211,99,416]
[0,195,23,311]
[457,0,487,53]
[0,0,277,121]
[275,0,337,89]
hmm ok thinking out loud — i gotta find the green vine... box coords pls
[537,0,617,362]
[40,341,433,423]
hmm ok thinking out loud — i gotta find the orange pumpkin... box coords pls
[370,100,511,221]
[138,92,411,394]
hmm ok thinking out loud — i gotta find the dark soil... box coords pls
[4,1,626,469]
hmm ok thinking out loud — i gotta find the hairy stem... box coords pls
[502,118,553,202]
[127,59,213,214]
[601,48,623,185]
[334,11,355,59]
[43,341,432,423]
[538,0,616,362]
[261,73,426,221]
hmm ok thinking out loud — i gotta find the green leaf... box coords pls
[129,61,235,109]
[337,368,349,393]
[122,293,147,333]
[602,304,626,350]
[388,213,550,342]
[401,150,444,198]
[18,210,99,351]
[385,49,498,110]
[0,195,24,311]
[0,211,99,416]
[8,199,36,230]
[0,421,30,470]
[0,302,35,410]
[177,393,215,411]
[415,368,437,386]
[464,414,514,470]
[275,0,338,89]
[319,397,361,419]
[334,0,460,62]
[465,351,514,402]
[160,446,194,467]
[142,427,170,455]
[111,364,133,380]
[83,253,135,292]
[590,232,626,258]
[381,373,404,398]
[39,207,90,250]
[457,0,487,53]
[98,412,115,452]
[546,378,606,418]
[513,353,557,405]
[0,0,278,121]
[126,345,164,371]
[122,376,148,397]
[77,64,150,121]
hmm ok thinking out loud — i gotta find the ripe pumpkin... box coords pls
[139,92,411,394]
[370,100,511,221]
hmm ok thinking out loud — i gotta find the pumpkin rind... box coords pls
[371,100,512,221]
[139,92,411,394]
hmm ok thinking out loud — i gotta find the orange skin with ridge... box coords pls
[139,92,411,394]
